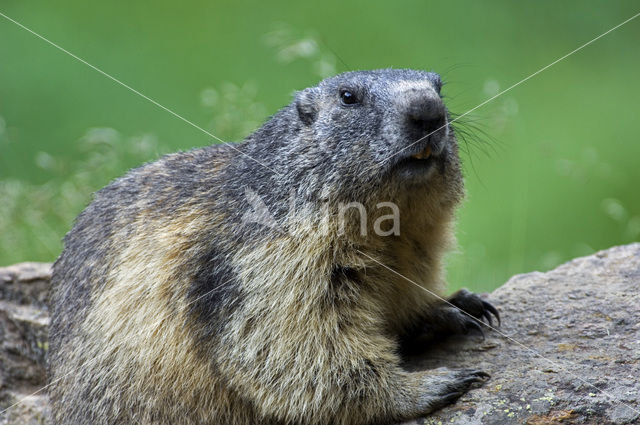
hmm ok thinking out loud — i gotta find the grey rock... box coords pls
[410,243,640,425]
[1,245,639,424]
[0,263,50,425]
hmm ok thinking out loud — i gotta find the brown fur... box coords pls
[48,69,494,425]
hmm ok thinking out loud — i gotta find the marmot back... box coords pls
[49,69,499,425]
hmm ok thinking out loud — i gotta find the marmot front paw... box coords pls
[415,368,491,413]
[448,288,500,327]
[401,290,500,353]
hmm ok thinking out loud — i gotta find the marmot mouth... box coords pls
[410,145,432,160]
[391,143,441,177]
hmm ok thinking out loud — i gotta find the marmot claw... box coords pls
[449,288,500,327]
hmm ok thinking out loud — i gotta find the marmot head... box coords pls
[237,68,464,222]
[290,69,463,204]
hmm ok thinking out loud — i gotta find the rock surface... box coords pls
[0,244,639,424]
[0,262,50,425]
[405,243,640,425]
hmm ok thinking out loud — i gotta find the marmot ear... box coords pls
[295,87,320,126]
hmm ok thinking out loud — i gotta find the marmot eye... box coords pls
[340,89,358,105]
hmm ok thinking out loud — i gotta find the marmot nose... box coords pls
[406,96,447,136]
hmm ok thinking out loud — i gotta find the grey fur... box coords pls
[48,69,498,425]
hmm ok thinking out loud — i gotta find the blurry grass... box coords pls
[1,13,639,293]
[0,129,169,263]
[0,25,335,266]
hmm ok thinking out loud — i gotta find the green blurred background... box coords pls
[0,1,638,292]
